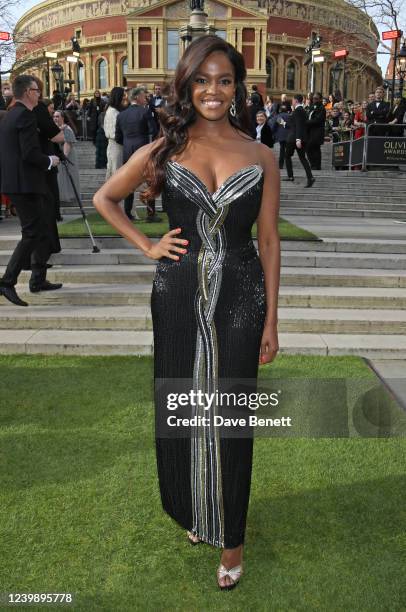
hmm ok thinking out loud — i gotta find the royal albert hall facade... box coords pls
[14,0,382,100]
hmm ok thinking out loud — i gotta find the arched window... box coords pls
[266,57,274,89]
[286,61,296,91]
[121,57,128,86]
[78,63,85,91]
[97,58,108,89]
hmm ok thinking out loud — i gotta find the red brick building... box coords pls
[14,0,382,100]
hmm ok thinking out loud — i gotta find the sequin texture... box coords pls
[151,161,267,549]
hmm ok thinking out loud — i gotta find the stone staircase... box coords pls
[1,141,406,357]
[62,142,406,222]
[1,234,406,357]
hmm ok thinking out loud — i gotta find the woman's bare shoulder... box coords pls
[129,137,165,163]
[256,142,279,175]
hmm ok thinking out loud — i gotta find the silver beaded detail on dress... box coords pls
[166,161,264,547]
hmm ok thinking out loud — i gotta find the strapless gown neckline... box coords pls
[167,160,263,200]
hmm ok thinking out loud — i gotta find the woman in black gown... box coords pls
[94,35,280,590]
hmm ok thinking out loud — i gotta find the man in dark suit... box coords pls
[306,92,326,170]
[115,86,159,221]
[0,75,61,306]
[366,87,390,136]
[148,84,165,134]
[284,94,315,187]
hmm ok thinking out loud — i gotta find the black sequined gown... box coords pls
[151,161,266,548]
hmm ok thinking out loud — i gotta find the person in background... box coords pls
[264,96,275,118]
[304,92,313,112]
[366,87,390,136]
[31,75,65,241]
[353,102,367,140]
[0,75,61,305]
[0,109,8,219]
[104,87,125,180]
[335,110,354,141]
[336,100,345,114]
[52,89,64,110]
[325,94,335,111]
[269,103,290,170]
[388,96,406,136]
[79,98,90,140]
[65,93,80,135]
[95,107,108,169]
[65,93,79,110]
[255,110,274,148]
[115,86,159,221]
[149,84,165,130]
[43,97,63,221]
[279,93,291,113]
[285,93,315,187]
[151,84,164,109]
[306,92,326,171]
[327,107,341,142]
[53,110,81,205]
[250,84,264,107]
[248,86,264,136]
[87,90,106,143]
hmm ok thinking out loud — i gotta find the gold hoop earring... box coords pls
[229,98,237,117]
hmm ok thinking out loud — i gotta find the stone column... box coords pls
[152,26,157,69]
[85,52,92,91]
[236,27,242,53]
[261,29,267,73]
[127,29,133,70]
[277,52,284,91]
[91,59,95,91]
[158,28,164,70]
[134,28,139,70]
[254,27,260,70]
[109,49,115,87]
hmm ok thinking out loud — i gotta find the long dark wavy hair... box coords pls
[141,35,252,202]
[108,86,125,111]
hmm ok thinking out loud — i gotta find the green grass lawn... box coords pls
[59,211,318,241]
[0,354,405,611]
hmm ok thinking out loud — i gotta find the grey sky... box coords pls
[5,0,406,76]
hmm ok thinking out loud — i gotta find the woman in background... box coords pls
[87,90,105,143]
[53,110,81,204]
[104,87,125,180]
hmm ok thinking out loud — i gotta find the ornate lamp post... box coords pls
[331,62,343,98]
[51,61,64,93]
[180,0,215,50]
[44,51,57,97]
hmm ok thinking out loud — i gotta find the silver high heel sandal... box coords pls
[186,530,203,545]
[217,564,243,590]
